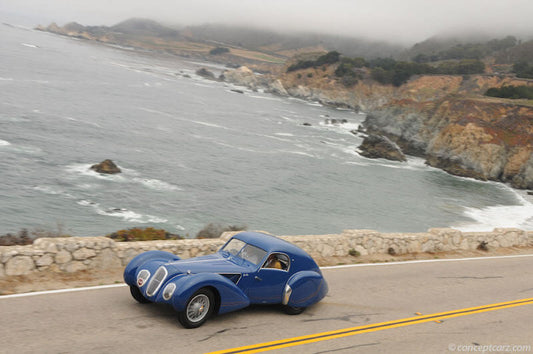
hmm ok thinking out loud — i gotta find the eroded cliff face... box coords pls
[366,97,533,187]
[278,69,533,188]
[223,65,533,187]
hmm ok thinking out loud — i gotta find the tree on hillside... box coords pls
[513,61,533,79]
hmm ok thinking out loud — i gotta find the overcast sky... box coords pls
[2,0,533,44]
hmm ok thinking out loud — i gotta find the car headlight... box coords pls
[137,269,150,287]
[162,283,176,301]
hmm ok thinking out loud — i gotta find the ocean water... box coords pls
[1,22,532,237]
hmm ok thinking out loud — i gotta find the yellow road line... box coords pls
[207,298,533,354]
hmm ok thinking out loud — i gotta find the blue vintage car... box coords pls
[124,231,328,328]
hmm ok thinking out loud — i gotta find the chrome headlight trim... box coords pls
[282,284,292,305]
[137,269,151,287]
[162,283,176,301]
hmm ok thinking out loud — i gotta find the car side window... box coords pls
[262,253,290,271]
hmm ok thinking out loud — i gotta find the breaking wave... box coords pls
[77,199,167,223]
[454,188,533,231]
[65,163,181,191]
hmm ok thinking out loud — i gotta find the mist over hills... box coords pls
[180,23,404,59]
[41,18,533,67]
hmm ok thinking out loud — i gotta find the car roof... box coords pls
[231,231,309,258]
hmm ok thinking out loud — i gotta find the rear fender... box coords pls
[285,271,328,308]
[169,273,250,315]
[123,250,180,285]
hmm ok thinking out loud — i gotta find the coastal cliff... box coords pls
[223,64,533,188]
[364,96,533,187]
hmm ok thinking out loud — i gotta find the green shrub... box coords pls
[485,85,533,99]
[209,47,230,55]
[348,248,360,257]
[0,226,71,245]
[513,61,533,79]
[287,51,340,72]
[106,227,182,242]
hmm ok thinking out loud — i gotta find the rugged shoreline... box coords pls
[35,22,533,189]
[223,67,533,190]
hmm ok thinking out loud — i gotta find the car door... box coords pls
[245,253,290,304]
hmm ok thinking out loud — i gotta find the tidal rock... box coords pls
[223,66,258,90]
[358,134,407,162]
[195,68,216,80]
[90,159,121,174]
[267,79,288,96]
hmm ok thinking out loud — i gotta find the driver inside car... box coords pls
[265,254,283,269]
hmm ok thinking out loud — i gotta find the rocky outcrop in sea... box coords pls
[358,134,407,162]
[90,159,121,174]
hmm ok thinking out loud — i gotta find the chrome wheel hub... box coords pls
[187,294,210,322]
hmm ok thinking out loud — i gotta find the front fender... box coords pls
[123,250,180,285]
[286,271,328,308]
[167,273,250,315]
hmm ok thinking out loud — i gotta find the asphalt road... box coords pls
[1,255,532,354]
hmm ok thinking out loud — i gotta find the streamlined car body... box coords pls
[124,231,328,328]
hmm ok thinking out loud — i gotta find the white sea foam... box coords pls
[3,143,43,155]
[66,164,181,192]
[133,178,182,191]
[21,43,38,48]
[77,199,96,207]
[318,121,360,133]
[0,139,11,146]
[274,132,295,137]
[33,185,72,197]
[62,116,102,128]
[139,107,232,130]
[279,115,299,123]
[193,82,215,88]
[248,95,284,102]
[77,199,167,223]
[0,77,14,81]
[192,120,229,130]
[98,208,168,223]
[454,187,533,231]
[280,150,316,158]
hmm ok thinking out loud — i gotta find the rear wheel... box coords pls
[283,305,305,315]
[130,285,151,304]
[178,288,215,328]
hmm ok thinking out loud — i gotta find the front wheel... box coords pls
[178,288,215,328]
[283,305,306,315]
[130,286,151,304]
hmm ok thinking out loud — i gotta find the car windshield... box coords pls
[220,239,267,266]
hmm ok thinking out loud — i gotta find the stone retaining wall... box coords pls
[1,228,532,277]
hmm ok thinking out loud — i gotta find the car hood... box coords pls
[165,253,253,275]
